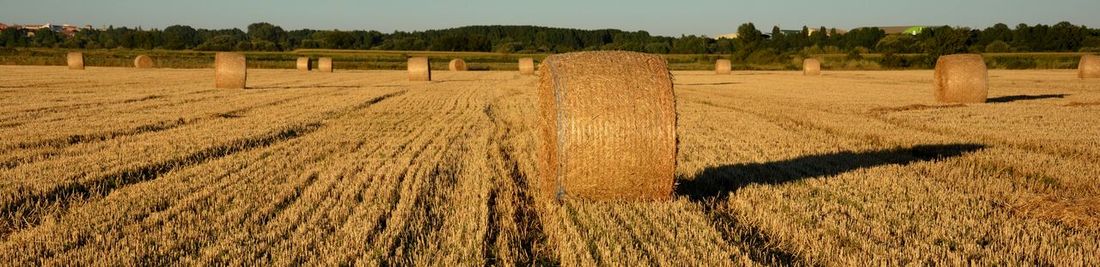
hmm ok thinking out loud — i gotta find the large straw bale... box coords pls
[715,59,731,74]
[134,55,154,68]
[1080,54,1100,79]
[408,57,431,81]
[67,52,84,70]
[519,57,535,75]
[318,57,334,73]
[934,54,988,103]
[215,52,247,89]
[449,59,468,71]
[296,57,311,71]
[537,51,676,201]
[803,58,821,75]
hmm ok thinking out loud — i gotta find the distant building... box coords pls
[779,30,802,36]
[716,33,739,39]
[869,26,926,35]
[806,27,848,36]
[720,27,847,40]
[24,23,62,32]
[0,23,7,30]
[61,24,80,37]
[6,23,89,37]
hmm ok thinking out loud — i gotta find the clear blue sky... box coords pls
[2,0,1097,37]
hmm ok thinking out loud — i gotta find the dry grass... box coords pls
[134,55,154,69]
[1080,55,1100,79]
[407,57,430,81]
[935,54,988,103]
[0,66,1097,265]
[537,51,676,201]
[296,57,311,72]
[449,59,468,71]
[716,59,731,75]
[803,58,821,76]
[67,52,84,70]
[215,52,247,89]
[318,57,333,73]
[519,58,535,75]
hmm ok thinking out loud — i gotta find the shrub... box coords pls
[847,49,863,60]
[985,41,1012,53]
[746,48,780,65]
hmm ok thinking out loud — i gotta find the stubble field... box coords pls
[0,66,1097,265]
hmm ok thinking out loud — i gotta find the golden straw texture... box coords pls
[449,59,468,71]
[133,55,154,68]
[1079,55,1100,79]
[407,57,431,81]
[537,51,677,202]
[715,59,731,74]
[519,57,535,75]
[67,52,84,70]
[934,54,988,103]
[296,57,311,71]
[318,57,333,73]
[803,58,821,76]
[214,52,247,89]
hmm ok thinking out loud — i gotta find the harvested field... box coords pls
[0,66,1097,265]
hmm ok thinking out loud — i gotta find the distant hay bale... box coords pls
[519,57,535,75]
[67,52,84,70]
[1080,54,1100,79]
[214,52,247,89]
[449,59,468,71]
[803,58,821,75]
[537,51,676,201]
[133,55,154,68]
[934,54,988,103]
[715,59,731,74]
[407,57,431,81]
[296,57,311,71]
[318,57,333,73]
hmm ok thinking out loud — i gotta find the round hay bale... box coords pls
[318,57,334,73]
[803,58,821,76]
[133,55,154,68]
[537,51,676,201]
[1079,54,1100,79]
[67,52,84,70]
[296,57,311,71]
[214,52,247,89]
[449,58,468,71]
[934,54,988,103]
[519,57,535,75]
[407,57,431,81]
[715,59,731,74]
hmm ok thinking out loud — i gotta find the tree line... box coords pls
[2,22,1098,59]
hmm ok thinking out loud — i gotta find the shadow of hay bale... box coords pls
[677,143,987,201]
[987,94,1068,103]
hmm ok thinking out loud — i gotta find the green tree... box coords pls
[31,28,60,47]
[919,26,970,59]
[162,25,198,49]
[0,28,29,48]
[737,23,763,48]
[770,26,787,51]
[247,22,287,49]
[985,40,1012,52]
[842,27,885,50]
[979,23,1012,46]
[195,35,241,51]
[810,26,828,46]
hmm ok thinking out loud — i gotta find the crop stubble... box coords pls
[0,66,1096,265]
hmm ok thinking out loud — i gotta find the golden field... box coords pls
[0,66,1097,265]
